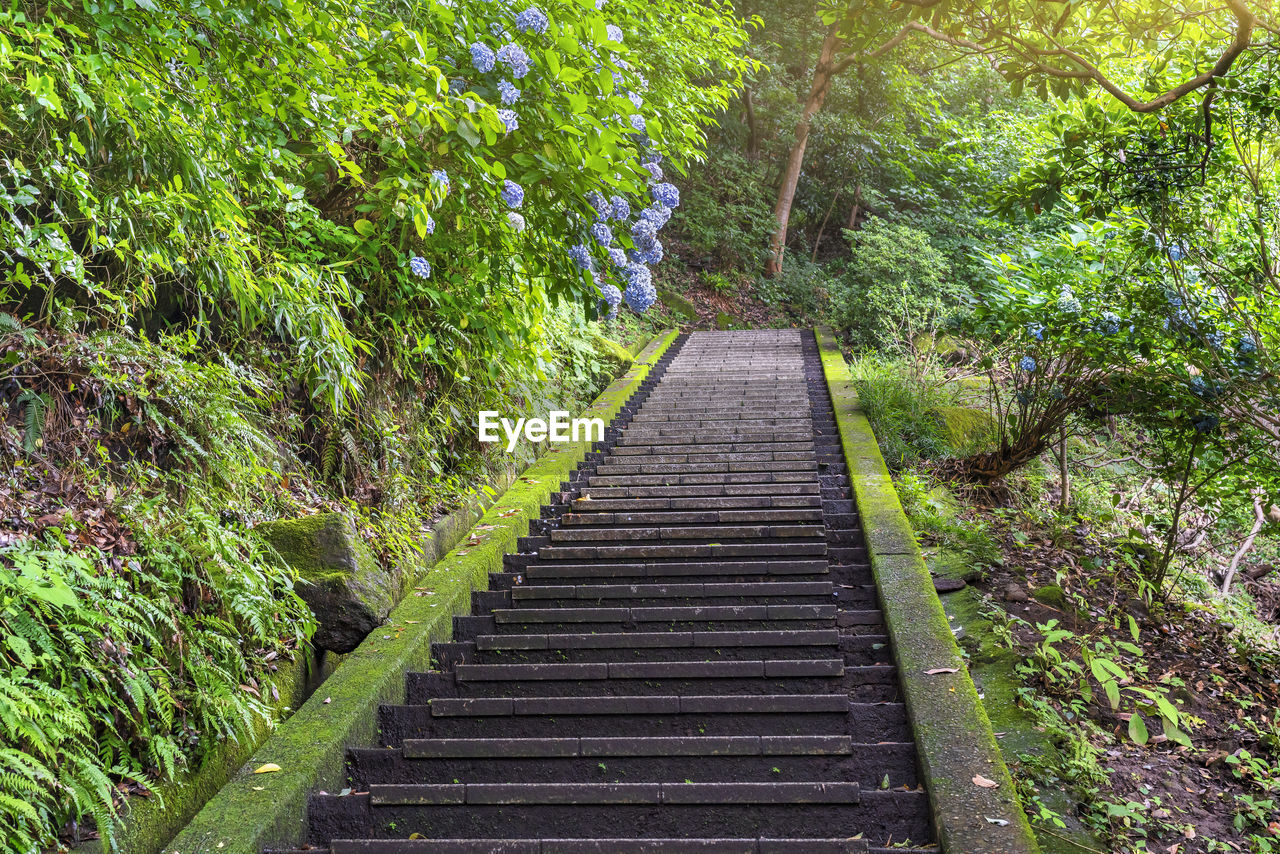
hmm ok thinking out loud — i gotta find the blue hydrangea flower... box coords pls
[598,281,622,319]
[651,182,680,208]
[507,212,526,232]
[450,78,468,94]
[607,247,628,267]
[568,243,593,270]
[1189,375,1207,396]
[630,239,663,265]
[639,204,671,229]
[622,263,656,311]
[628,114,646,133]
[498,79,521,105]
[590,222,613,246]
[1206,330,1225,351]
[627,91,643,109]
[410,256,431,279]
[432,169,451,194]
[1168,243,1185,261]
[497,108,519,133]
[1097,312,1120,336]
[1026,322,1045,341]
[501,179,524,208]
[585,190,610,221]
[1018,356,1036,373]
[515,7,549,35]
[605,24,623,43]
[424,213,435,235]
[608,195,630,222]
[470,42,496,73]
[594,0,605,8]
[643,161,663,182]
[1238,335,1258,355]
[641,149,662,166]
[496,43,531,79]
[1056,288,1081,314]
[489,22,507,38]
[631,218,657,243]
[1193,413,1219,433]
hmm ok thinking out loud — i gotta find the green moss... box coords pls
[714,311,734,330]
[1031,584,1066,609]
[931,405,995,452]
[658,287,697,322]
[591,333,634,372]
[165,330,678,854]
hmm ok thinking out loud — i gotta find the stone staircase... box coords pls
[280,330,935,853]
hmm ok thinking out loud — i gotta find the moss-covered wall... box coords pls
[815,328,1041,854]
[164,330,678,854]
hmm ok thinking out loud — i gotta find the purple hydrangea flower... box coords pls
[638,204,671,230]
[501,179,524,208]
[410,256,431,279]
[651,182,679,208]
[628,114,646,133]
[496,43,531,79]
[497,108,519,133]
[627,91,643,109]
[585,190,609,221]
[607,247,628,266]
[590,222,613,245]
[608,195,630,221]
[643,161,663,182]
[568,243,593,270]
[631,218,657,242]
[622,263,655,311]
[605,24,623,43]
[497,79,521,105]
[515,7,549,35]
[470,42,496,73]
[598,280,622,316]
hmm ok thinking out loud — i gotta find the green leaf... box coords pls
[1128,713,1148,745]
[353,219,376,237]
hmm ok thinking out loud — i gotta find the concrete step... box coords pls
[326,839,878,853]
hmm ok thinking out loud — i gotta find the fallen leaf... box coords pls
[925,667,959,675]
[985,818,1009,826]
[323,697,331,704]
[254,763,281,774]
[972,775,999,788]
[252,786,264,791]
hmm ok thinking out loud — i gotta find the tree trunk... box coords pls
[810,188,842,262]
[1058,425,1070,512]
[765,25,842,278]
[743,86,759,160]
[846,182,863,231]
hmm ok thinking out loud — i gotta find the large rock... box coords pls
[256,513,392,653]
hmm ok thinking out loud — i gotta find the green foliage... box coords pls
[750,254,829,322]
[848,353,978,467]
[828,219,963,352]
[669,150,774,269]
[0,0,752,414]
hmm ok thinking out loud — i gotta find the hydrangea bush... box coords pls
[0,0,754,413]
[959,216,1280,580]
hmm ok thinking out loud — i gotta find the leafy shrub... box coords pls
[668,150,775,269]
[848,354,968,467]
[751,254,830,321]
[827,219,965,352]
